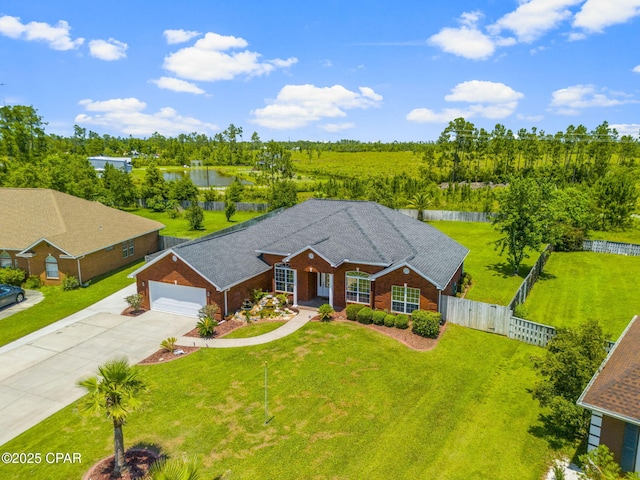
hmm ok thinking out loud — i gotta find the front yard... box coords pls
[2,323,556,480]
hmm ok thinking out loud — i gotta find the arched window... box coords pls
[274,263,295,293]
[45,254,59,279]
[345,271,370,304]
[0,251,11,268]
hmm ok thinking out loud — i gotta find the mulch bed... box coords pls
[183,318,245,338]
[323,311,446,351]
[121,307,147,317]
[138,346,200,365]
[82,449,158,480]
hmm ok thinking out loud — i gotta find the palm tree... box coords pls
[145,455,201,480]
[409,191,432,221]
[78,357,150,477]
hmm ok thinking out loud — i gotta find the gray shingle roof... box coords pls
[165,199,468,290]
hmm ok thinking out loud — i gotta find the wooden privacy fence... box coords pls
[158,236,189,250]
[137,199,269,212]
[508,317,556,347]
[399,209,491,223]
[508,245,552,310]
[441,296,512,336]
[582,239,640,256]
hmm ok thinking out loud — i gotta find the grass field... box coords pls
[292,151,422,178]
[0,261,141,348]
[129,208,263,239]
[1,323,556,480]
[429,221,542,305]
[520,252,640,339]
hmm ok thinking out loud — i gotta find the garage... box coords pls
[149,281,206,318]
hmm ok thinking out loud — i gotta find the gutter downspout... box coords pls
[224,289,229,317]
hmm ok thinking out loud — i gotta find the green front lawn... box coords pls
[520,252,640,339]
[0,261,141,348]
[130,208,263,239]
[1,323,555,480]
[430,221,542,305]
[223,321,286,339]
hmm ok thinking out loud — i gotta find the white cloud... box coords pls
[633,65,640,73]
[89,38,127,61]
[549,84,637,114]
[163,29,201,44]
[320,123,355,132]
[163,32,297,81]
[610,123,640,137]
[573,0,640,32]
[0,15,84,50]
[251,84,382,129]
[407,80,524,123]
[428,12,495,60]
[76,98,218,136]
[488,0,582,42]
[151,76,205,94]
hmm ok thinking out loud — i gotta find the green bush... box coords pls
[357,307,374,324]
[0,267,26,287]
[125,293,144,312]
[318,304,335,322]
[384,313,396,327]
[395,314,409,329]
[24,275,42,289]
[196,317,218,337]
[346,303,366,320]
[458,272,472,295]
[411,309,441,338]
[372,310,386,325]
[62,275,80,291]
[276,293,288,306]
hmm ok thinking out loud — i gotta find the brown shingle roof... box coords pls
[578,315,640,424]
[0,188,164,257]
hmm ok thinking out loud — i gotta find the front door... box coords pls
[317,273,331,297]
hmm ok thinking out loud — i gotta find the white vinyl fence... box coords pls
[582,240,640,256]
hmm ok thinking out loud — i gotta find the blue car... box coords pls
[0,284,25,308]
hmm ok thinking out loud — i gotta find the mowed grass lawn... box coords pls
[130,208,263,239]
[2,323,554,480]
[429,221,542,305]
[521,252,640,339]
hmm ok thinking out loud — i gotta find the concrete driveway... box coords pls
[0,284,195,446]
[0,289,44,320]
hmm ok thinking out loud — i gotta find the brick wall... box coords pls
[3,232,160,286]
[373,267,440,313]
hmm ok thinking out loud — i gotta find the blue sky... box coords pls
[1,0,639,142]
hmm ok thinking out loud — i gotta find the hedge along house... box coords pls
[130,199,469,319]
[578,315,640,473]
[0,188,164,285]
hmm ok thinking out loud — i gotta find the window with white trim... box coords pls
[128,240,134,257]
[345,271,371,304]
[274,263,295,293]
[391,285,420,314]
[122,242,129,258]
[0,251,11,268]
[45,254,59,279]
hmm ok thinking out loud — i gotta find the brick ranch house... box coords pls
[130,199,469,319]
[578,315,640,473]
[0,188,164,285]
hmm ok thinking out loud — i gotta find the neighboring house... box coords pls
[578,315,640,473]
[130,199,469,318]
[0,188,164,285]
[88,156,132,173]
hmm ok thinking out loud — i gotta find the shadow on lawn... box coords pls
[486,262,557,281]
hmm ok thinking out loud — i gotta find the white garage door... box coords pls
[149,281,206,318]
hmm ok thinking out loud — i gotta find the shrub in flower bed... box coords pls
[411,310,441,338]
[372,310,387,325]
[357,307,374,324]
[394,314,409,329]
[384,313,396,327]
[346,304,366,320]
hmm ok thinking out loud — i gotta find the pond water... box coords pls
[163,167,251,187]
